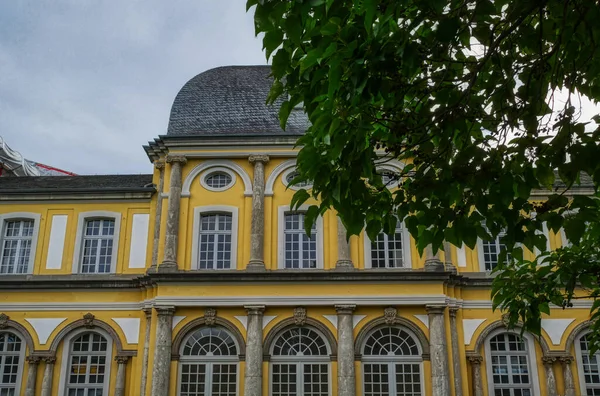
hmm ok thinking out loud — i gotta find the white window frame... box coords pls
[0,213,41,275]
[177,327,240,396]
[575,331,600,395]
[191,206,239,270]
[200,167,237,192]
[72,211,121,274]
[269,326,332,396]
[57,327,113,396]
[477,228,509,272]
[277,205,324,269]
[0,329,26,396]
[361,326,425,396]
[376,165,401,189]
[281,167,313,191]
[484,329,541,396]
[363,220,412,269]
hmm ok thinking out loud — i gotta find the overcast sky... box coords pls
[0,0,265,175]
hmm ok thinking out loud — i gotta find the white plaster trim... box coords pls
[234,316,248,330]
[178,150,298,158]
[112,318,140,344]
[128,213,149,269]
[463,299,594,309]
[322,315,338,329]
[456,243,467,267]
[199,167,237,192]
[190,205,239,270]
[484,328,541,396]
[25,317,67,344]
[363,221,412,269]
[0,212,41,274]
[0,302,142,311]
[281,167,313,191]
[181,160,253,197]
[541,318,575,345]
[263,315,277,329]
[46,214,68,270]
[72,211,122,274]
[277,205,324,269]
[463,319,486,345]
[375,162,404,189]
[414,315,429,329]
[58,327,112,396]
[353,315,367,329]
[265,159,296,196]
[172,316,186,330]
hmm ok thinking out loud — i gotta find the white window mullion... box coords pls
[212,226,220,269]
[205,363,213,396]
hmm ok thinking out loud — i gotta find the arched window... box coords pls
[576,333,600,395]
[0,331,25,395]
[65,332,110,396]
[178,327,239,396]
[486,332,533,396]
[361,326,423,396]
[270,327,330,396]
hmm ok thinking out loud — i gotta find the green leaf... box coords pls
[279,101,293,130]
[263,30,283,58]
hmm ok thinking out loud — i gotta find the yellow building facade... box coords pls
[0,65,595,396]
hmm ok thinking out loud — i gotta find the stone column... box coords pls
[247,155,269,271]
[159,155,186,272]
[40,356,56,396]
[148,160,165,273]
[448,308,463,396]
[115,356,129,396]
[24,356,40,396]
[443,241,457,273]
[140,308,152,396]
[560,356,576,396]
[467,355,484,396]
[542,356,558,396]
[336,305,356,396]
[335,218,354,270]
[244,305,265,396]
[424,245,445,271]
[427,305,451,396]
[151,306,175,396]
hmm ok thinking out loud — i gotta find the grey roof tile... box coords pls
[0,174,154,193]
[167,65,309,136]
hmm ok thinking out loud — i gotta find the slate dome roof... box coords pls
[167,65,309,136]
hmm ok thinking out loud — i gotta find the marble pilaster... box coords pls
[427,305,450,396]
[244,305,265,396]
[247,155,269,270]
[159,155,186,272]
[150,306,175,396]
[336,305,356,396]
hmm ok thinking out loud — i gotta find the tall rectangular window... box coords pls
[371,219,405,268]
[481,229,509,271]
[198,213,232,270]
[1,220,34,274]
[284,213,317,269]
[80,219,115,274]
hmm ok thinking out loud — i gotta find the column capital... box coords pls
[448,307,459,317]
[559,355,575,364]
[115,355,130,364]
[467,354,483,365]
[426,305,447,315]
[249,155,270,164]
[154,306,176,316]
[166,155,187,165]
[143,307,153,318]
[245,305,266,315]
[542,355,557,365]
[26,355,41,365]
[335,305,356,314]
[154,160,166,170]
[42,356,56,364]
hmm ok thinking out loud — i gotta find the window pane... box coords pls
[284,213,317,269]
[198,214,233,269]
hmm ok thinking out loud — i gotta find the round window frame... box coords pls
[376,166,401,189]
[200,167,236,192]
[281,167,313,191]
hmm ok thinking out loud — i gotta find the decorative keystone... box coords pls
[204,308,217,326]
[294,307,307,326]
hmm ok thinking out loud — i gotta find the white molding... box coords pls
[353,315,367,329]
[375,162,404,189]
[463,299,594,309]
[414,315,429,329]
[72,211,122,274]
[0,302,143,311]
[112,318,141,344]
[234,316,248,330]
[456,244,467,267]
[172,316,187,330]
[199,167,237,192]
[280,167,313,191]
[263,315,278,329]
[46,214,68,270]
[176,150,298,158]
[322,315,338,329]
[541,318,574,345]
[128,214,149,269]
[58,327,113,396]
[462,319,486,345]
[181,160,253,197]
[483,328,541,396]
[190,205,239,270]
[24,318,67,344]
[363,221,412,269]
[277,205,324,269]
[0,212,42,274]
[265,159,296,196]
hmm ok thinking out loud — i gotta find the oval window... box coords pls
[204,171,233,190]
[285,170,312,189]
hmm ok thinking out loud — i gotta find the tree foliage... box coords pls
[248,0,600,348]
